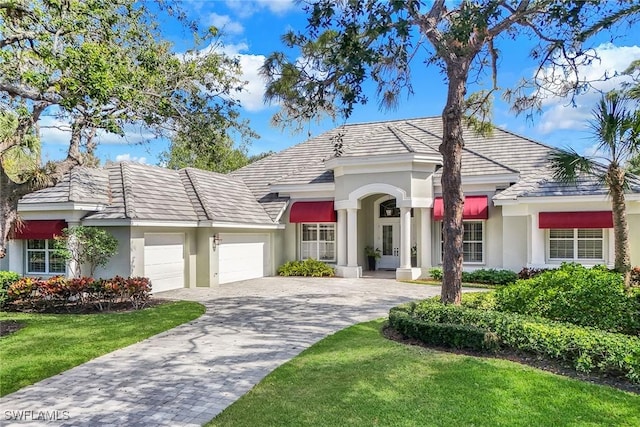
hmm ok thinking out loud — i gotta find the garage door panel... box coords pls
[218,233,269,284]
[144,233,185,293]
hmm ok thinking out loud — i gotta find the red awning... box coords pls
[539,211,613,229]
[289,201,336,223]
[12,220,67,239]
[433,195,489,221]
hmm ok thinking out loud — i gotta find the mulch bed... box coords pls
[1,298,169,315]
[0,320,26,337]
[383,324,640,395]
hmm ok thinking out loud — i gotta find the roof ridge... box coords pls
[120,162,135,219]
[340,115,441,128]
[387,126,416,153]
[181,169,214,221]
[461,145,520,174]
[393,125,441,154]
[403,121,443,143]
[68,167,77,202]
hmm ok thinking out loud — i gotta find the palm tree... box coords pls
[549,91,640,292]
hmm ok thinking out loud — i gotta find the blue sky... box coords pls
[40,0,640,165]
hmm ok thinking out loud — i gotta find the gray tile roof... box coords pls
[25,162,275,225]
[234,117,547,204]
[494,165,640,200]
[182,168,273,224]
[20,167,111,205]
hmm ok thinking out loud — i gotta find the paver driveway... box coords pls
[1,276,446,426]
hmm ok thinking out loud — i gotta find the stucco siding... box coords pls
[485,200,504,269]
[629,213,640,267]
[93,227,131,278]
[502,216,528,271]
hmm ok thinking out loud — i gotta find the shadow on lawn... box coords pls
[0,287,440,426]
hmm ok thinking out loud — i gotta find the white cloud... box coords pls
[225,0,296,18]
[39,114,156,146]
[536,44,640,134]
[208,13,244,35]
[223,43,271,112]
[115,153,147,164]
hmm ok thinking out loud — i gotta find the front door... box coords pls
[377,221,400,269]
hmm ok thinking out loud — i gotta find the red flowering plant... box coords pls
[7,277,38,307]
[124,277,152,309]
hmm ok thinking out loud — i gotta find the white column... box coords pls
[400,207,411,269]
[337,209,347,266]
[347,208,358,267]
[419,207,432,268]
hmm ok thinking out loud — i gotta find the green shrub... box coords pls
[428,267,442,280]
[390,299,640,383]
[277,258,335,277]
[390,312,499,351]
[462,269,518,286]
[0,271,21,309]
[495,263,640,334]
[461,291,497,310]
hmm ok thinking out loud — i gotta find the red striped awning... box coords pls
[433,195,488,221]
[539,211,613,229]
[12,220,67,239]
[289,201,336,223]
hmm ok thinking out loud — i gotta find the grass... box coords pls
[0,301,205,396]
[208,319,640,427]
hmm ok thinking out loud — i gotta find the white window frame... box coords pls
[25,239,67,275]
[299,223,336,262]
[437,220,485,265]
[546,228,605,263]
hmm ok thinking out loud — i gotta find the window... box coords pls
[26,239,66,274]
[548,229,603,261]
[439,221,484,264]
[301,223,336,261]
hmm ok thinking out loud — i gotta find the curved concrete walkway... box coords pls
[1,277,446,426]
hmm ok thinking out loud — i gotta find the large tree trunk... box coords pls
[0,120,84,259]
[608,165,632,292]
[0,162,30,259]
[440,64,469,305]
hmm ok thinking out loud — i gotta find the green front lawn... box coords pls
[0,301,205,396]
[209,320,640,427]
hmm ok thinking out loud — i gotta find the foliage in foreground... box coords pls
[0,301,205,396]
[390,300,640,383]
[495,263,640,334]
[428,267,517,286]
[0,271,20,309]
[277,258,335,277]
[6,276,152,312]
[208,320,640,427]
[53,226,118,276]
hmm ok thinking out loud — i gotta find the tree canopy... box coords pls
[0,0,253,257]
[261,0,640,303]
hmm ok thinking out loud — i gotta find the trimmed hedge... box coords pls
[6,275,151,311]
[390,311,500,351]
[495,263,640,334]
[389,299,640,383]
[426,267,517,285]
[278,258,335,277]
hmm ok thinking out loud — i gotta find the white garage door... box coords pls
[218,233,270,284]
[144,233,185,293]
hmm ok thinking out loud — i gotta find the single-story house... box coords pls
[2,116,639,291]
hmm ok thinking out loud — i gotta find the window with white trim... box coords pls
[438,221,485,264]
[300,223,336,262]
[26,239,66,274]
[548,229,603,261]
